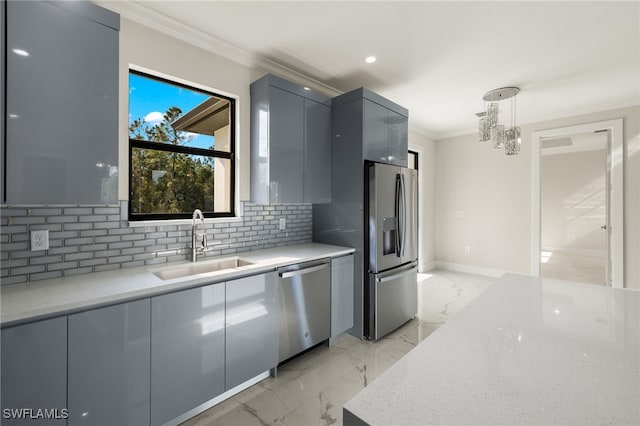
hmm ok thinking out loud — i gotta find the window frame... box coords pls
[127,69,236,221]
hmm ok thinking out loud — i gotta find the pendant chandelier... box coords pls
[477,87,521,155]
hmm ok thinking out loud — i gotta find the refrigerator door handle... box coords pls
[395,174,401,256]
[376,263,417,283]
[400,173,407,257]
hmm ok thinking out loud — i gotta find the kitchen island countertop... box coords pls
[344,273,640,426]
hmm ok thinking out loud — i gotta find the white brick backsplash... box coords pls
[1,201,312,283]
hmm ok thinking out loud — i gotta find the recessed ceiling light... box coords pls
[12,48,29,57]
[365,56,377,64]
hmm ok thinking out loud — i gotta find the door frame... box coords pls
[531,119,624,288]
[408,147,423,272]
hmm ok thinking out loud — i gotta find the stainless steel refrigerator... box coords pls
[365,161,418,340]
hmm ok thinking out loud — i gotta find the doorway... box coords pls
[540,131,608,284]
[531,119,624,288]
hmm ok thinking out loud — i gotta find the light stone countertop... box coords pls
[1,243,354,327]
[343,273,640,426]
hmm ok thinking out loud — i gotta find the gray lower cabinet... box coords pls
[151,283,226,426]
[331,254,355,337]
[1,317,68,426]
[67,299,151,426]
[5,0,119,204]
[225,272,279,389]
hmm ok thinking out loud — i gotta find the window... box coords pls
[128,70,235,220]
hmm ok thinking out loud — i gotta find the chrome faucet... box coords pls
[191,209,207,262]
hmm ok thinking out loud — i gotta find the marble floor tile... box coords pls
[181,269,494,426]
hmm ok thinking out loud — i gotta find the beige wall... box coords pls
[117,18,263,202]
[435,105,640,289]
[409,131,436,271]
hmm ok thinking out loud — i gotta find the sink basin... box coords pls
[153,257,255,280]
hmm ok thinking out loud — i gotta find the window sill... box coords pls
[127,216,243,228]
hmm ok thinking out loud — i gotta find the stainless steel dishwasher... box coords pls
[278,258,331,363]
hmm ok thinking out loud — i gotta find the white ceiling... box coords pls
[99,1,640,139]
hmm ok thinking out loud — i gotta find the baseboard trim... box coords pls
[420,261,436,272]
[433,261,507,278]
[165,371,271,426]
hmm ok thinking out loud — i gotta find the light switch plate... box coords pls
[31,229,49,251]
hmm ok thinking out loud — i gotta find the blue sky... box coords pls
[129,73,214,149]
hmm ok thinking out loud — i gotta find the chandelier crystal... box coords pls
[477,87,521,155]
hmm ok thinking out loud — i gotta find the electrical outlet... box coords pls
[464,246,471,254]
[279,217,286,230]
[31,229,49,251]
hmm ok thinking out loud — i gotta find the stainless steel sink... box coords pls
[153,257,255,280]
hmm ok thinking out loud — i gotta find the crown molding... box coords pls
[94,1,343,97]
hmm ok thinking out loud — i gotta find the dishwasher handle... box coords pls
[279,263,329,279]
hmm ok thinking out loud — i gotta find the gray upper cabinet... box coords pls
[387,110,409,166]
[250,74,332,204]
[151,283,226,426]
[4,0,119,204]
[1,1,5,202]
[225,272,278,389]
[335,88,409,168]
[363,99,390,164]
[1,317,68,426]
[304,98,332,203]
[331,254,355,338]
[68,299,151,426]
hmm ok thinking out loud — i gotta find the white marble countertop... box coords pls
[1,243,354,327]
[343,273,640,426]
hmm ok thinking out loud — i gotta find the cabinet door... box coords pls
[250,86,270,205]
[5,1,118,204]
[387,110,408,167]
[225,272,278,389]
[1,0,5,202]
[269,86,304,203]
[1,317,67,426]
[363,99,389,164]
[68,299,150,426]
[331,255,355,337]
[304,99,331,203]
[151,283,225,426]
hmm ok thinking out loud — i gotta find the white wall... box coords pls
[435,105,640,289]
[117,18,263,202]
[409,130,436,271]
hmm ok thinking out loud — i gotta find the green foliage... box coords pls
[129,107,215,215]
